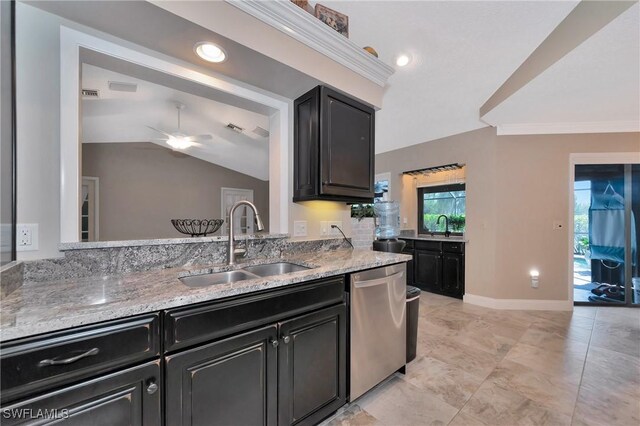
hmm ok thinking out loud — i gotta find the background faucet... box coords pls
[228,200,264,266]
[436,214,451,237]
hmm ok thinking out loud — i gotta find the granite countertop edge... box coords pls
[58,233,290,251]
[0,250,411,342]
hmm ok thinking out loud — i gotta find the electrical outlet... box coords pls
[328,221,342,236]
[320,221,328,236]
[293,220,307,237]
[530,269,539,288]
[17,224,39,251]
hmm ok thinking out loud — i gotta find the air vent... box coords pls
[226,123,244,133]
[81,89,99,98]
[108,81,137,92]
[252,126,270,138]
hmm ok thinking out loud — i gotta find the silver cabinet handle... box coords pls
[147,382,158,395]
[270,339,279,348]
[282,336,290,344]
[38,347,99,367]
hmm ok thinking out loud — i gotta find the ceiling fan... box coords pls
[147,103,212,150]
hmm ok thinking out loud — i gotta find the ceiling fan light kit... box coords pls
[147,102,212,151]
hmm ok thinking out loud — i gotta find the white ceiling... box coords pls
[484,2,640,129]
[322,0,638,152]
[81,63,271,181]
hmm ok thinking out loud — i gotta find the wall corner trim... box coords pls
[226,0,394,87]
[463,293,573,311]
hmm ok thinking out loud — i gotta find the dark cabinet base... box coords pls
[278,304,346,426]
[402,239,465,299]
[0,361,161,426]
[165,325,278,426]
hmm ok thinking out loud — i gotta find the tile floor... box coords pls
[324,293,640,426]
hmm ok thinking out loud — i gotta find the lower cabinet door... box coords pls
[0,361,161,426]
[278,304,347,426]
[442,253,464,298]
[414,250,442,292]
[165,325,278,426]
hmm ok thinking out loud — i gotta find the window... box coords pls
[418,183,466,235]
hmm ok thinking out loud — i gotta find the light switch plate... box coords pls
[293,221,308,237]
[320,221,328,236]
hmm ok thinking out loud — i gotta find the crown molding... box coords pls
[226,0,394,87]
[496,120,640,136]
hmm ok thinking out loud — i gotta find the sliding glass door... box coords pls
[573,164,639,306]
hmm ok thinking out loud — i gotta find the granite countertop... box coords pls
[0,249,410,342]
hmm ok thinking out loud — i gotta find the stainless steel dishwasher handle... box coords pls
[38,347,100,367]
[352,271,404,288]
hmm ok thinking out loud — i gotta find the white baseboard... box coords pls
[463,293,573,311]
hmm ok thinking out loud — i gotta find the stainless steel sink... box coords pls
[241,262,310,277]
[179,270,259,288]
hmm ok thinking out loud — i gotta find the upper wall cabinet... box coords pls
[294,86,375,203]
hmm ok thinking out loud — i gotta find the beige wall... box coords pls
[376,127,640,301]
[83,142,269,241]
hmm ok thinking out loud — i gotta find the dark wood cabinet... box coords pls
[402,248,415,286]
[0,361,161,426]
[401,239,465,299]
[294,86,375,203]
[414,250,442,292]
[278,304,346,426]
[165,304,346,426]
[442,253,464,297]
[165,325,278,426]
[1,277,349,426]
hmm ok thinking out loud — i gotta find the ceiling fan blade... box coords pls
[146,125,174,139]
[186,134,213,142]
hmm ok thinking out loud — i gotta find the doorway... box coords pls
[572,163,639,306]
[221,188,255,236]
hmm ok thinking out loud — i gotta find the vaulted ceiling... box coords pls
[323,0,638,152]
[81,64,271,180]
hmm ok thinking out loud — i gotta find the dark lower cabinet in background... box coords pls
[0,361,161,426]
[414,250,442,293]
[402,239,465,299]
[442,253,464,297]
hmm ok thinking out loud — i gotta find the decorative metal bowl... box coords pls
[171,219,224,237]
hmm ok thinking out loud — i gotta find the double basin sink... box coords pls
[180,262,311,288]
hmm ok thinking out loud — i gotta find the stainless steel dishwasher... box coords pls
[349,263,406,400]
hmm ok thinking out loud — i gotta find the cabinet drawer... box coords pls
[0,361,161,426]
[165,277,345,353]
[414,240,442,251]
[1,314,160,404]
[443,242,464,253]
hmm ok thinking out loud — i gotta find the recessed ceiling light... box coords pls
[194,42,227,63]
[395,54,411,67]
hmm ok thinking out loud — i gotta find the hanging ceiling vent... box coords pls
[226,123,244,133]
[252,126,270,138]
[108,81,138,92]
[403,163,465,177]
[81,88,100,98]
